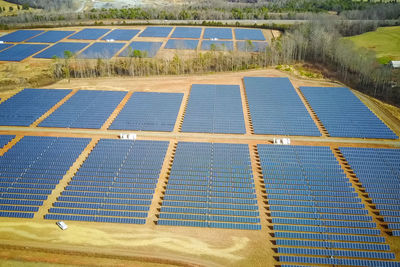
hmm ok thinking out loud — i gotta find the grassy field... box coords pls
[345,26,400,64]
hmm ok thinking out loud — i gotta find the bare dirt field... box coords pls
[0,68,399,266]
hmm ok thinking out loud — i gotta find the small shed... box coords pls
[390,61,400,68]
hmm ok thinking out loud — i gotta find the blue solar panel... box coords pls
[0,89,71,126]
[158,142,260,230]
[139,26,173,37]
[203,28,232,39]
[201,40,233,51]
[0,43,13,52]
[109,92,182,131]
[47,139,168,225]
[258,144,397,265]
[39,90,126,129]
[33,42,89,59]
[28,31,75,43]
[300,86,397,139]
[68,28,111,40]
[244,77,320,136]
[0,135,14,148]
[340,147,400,231]
[119,41,162,58]
[0,136,89,219]
[181,84,246,134]
[234,28,265,41]
[164,39,199,50]
[0,30,44,42]
[101,29,140,41]
[171,27,202,39]
[78,42,125,59]
[0,44,48,61]
[237,41,268,52]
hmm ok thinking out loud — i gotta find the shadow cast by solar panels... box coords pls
[109,92,183,132]
[237,41,268,52]
[78,42,125,59]
[33,42,89,59]
[165,39,199,50]
[0,30,45,42]
[171,27,202,39]
[68,28,111,40]
[101,29,140,41]
[0,44,49,61]
[300,86,398,139]
[201,40,234,51]
[119,41,163,58]
[28,31,76,43]
[234,28,266,41]
[139,26,173,37]
[203,28,233,40]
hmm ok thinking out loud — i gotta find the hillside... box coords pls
[345,26,400,64]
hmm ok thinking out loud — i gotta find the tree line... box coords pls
[1,0,399,27]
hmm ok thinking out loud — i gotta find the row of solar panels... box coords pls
[157,219,261,230]
[0,39,269,61]
[279,256,400,266]
[0,77,397,139]
[0,27,266,42]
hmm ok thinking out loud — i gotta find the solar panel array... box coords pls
[0,135,14,149]
[300,86,397,139]
[340,147,400,237]
[0,43,13,52]
[0,136,89,218]
[203,28,233,39]
[245,77,320,136]
[45,139,169,224]
[28,31,75,43]
[101,29,140,41]
[171,27,202,39]
[0,89,71,126]
[119,41,163,58]
[78,42,125,59]
[158,142,261,230]
[34,42,90,59]
[139,27,173,37]
[257,145,399,266]
[68,28,111,40]
[234,29,265,41]
[39,90,126,129]
[165,39,199,50]
[181,84,246,134]
[0,30,44,42]
[0,44,48,61]
[109,92,183,132]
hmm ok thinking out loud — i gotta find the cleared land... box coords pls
[345,26,400,64]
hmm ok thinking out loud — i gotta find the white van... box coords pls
[56,221,68,230]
